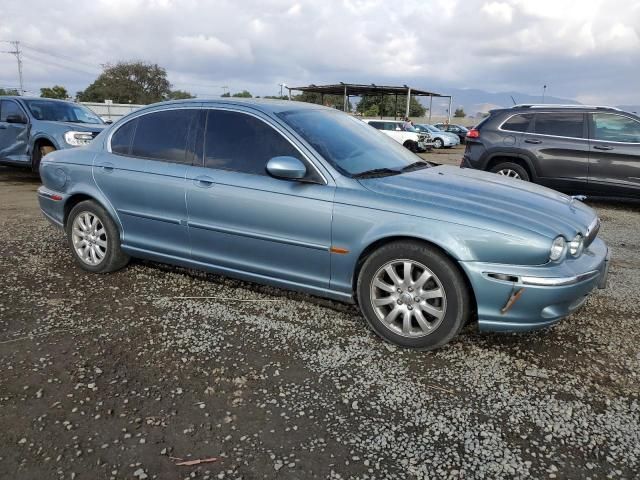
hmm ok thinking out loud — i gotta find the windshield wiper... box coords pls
[400,161,430,173]
[352,168,402,179]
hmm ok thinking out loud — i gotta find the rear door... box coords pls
[0,99,30,163]
[94,107,199,258]
[524,112,589,193]
[588,112,640,197]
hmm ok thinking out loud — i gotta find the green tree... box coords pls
[40,85,69,99]
[167,89,195,100]
[454,107,466,118]
[221,92,231,97]
[77,61,173,104]
[231,90,252,98]
[356,95,426,117]
[0,88,20,96]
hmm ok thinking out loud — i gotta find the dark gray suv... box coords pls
[461,105,640,198]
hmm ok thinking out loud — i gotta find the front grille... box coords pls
[584,217,600,248]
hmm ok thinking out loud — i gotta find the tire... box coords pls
[403,140,418,153]
[65,200,130,273]
[433,138,444,149]
[32,144,55,175]
[357,241,471,350]
[489,162,530,181]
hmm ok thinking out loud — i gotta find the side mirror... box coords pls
[105,120,113,125]
[266,156,307,180]
[6,114,27,124]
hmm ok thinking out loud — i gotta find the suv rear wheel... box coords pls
[490,162,530,181]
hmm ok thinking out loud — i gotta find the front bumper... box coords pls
[459,238,609,332]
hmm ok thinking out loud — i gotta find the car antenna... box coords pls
[510,95,517,105]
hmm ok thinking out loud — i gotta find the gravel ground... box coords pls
[1,166,639,480]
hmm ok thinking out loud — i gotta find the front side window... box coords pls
[592,113,640,143]
[534,113,584,138]
[0,100,24,122]
[129,109,198,163]
[203,110,303,175]
[368,121,384,130]
[501,114,533,132]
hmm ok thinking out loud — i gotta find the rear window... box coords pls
[501,114,533,132]
[534,113,584,138]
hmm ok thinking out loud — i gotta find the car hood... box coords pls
[357,165,596,240]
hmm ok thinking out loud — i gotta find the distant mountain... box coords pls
[426,87,580,117]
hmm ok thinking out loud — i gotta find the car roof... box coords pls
[0,95,77,105]
[494,104,629,115]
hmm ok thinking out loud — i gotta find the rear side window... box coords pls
[592,113,640,143]
[129,109,199,163]
[368,121,384,129]
[203,110,303,176]
[111,118,137,155]
[501,114,533,132]
[0,100,23,122]
[534,113,584,138]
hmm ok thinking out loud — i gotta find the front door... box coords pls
[588,112,640,197]
[186,107,334,290]
[94,107,200,258]
[0,99,30,163]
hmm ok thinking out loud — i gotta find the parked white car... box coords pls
[363,119,430,152]
[414,124,460,149]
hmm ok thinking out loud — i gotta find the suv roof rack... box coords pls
[513,104,622,111]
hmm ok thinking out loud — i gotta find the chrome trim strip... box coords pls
[106,104,329,185]
[484,269,601,287]
[520,270,600,286]
[187,221,329,251]
[118,209,182,225]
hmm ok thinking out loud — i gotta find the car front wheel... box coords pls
[357,241,471,350]
[433,138,444,149]
[66,200,130,273]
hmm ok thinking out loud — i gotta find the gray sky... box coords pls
[1,0,639,104]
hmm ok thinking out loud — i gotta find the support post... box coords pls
[343,85,348,112]
[447,96,452,124]
[428,95,433,122]
[405,87,411,118]
[394,94,398,120]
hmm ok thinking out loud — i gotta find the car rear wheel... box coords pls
[66,200,129,273]
[433,138,444,149]
[490,162,530,181]
[357,241,471,350]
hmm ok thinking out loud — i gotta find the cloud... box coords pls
[0,0,638,104]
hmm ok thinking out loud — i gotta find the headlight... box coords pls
[64,131,94,146]
[568,234,584,257]
[549,236,566,261]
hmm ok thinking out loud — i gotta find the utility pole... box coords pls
[542,84,547,104]
[1,41,24,95]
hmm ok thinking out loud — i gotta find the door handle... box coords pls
[593,145,614,151]
[96,162,114,172]
[524,139,542,144]
[194,175,214,188]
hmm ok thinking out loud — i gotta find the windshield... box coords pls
[25,100,104,124]
[278,109,429,177]
[420,124,441,133]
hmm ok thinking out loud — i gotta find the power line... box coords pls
[21,43,100,71]
[21,51,98,77]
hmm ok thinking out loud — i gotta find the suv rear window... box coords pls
[534,113,584,138]
[501,114,532,132]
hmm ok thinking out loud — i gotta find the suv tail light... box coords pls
[467,128,480,139]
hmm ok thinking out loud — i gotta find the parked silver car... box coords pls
[414,124,459,148]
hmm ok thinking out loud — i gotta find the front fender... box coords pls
[485,149,539,180]
[329,202,536,295]
[30,132,63,152]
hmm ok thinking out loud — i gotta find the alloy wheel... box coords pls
[71,211,108,266]
[370,259,447,338]
[497,168,521,179]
